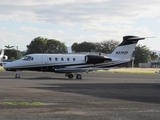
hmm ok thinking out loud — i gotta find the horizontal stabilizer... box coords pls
[109,35,153,59]
[127,36,155,40]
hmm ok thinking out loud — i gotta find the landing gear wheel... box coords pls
[68,74,74,79]
[15,70,21,78]
[15,74,20,78]
[76,74,82,79]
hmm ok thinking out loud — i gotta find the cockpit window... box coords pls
[22,56,34,61]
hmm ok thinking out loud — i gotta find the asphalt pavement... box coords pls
[0,71,160,120]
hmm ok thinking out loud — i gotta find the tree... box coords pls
[4,49,22,60]
[71,40,119,53]
[4,45,22,60]
[5,45,14,49]
[26,37,47,54]
[94,42,102,52]
[46,39,67,53]
[150,51,159,61]
[71,42,96,52]
[71,43,79,52]
[99,40,119,53]
[133,45,151,66]
[26,37,67,54]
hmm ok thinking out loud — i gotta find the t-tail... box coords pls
[109,36,145,60]
[0,49,8,65]
[0,49,4,58]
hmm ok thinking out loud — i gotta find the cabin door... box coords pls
[42,55,48,64]
[41,55,48,70]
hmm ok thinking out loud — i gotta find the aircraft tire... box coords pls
[76,74,82,79]
[68,74,74,79]
[15,74,20,78]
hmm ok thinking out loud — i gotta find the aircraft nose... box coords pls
[3,59,22,71]
[3,63,10,70]
[3,63,7,69]
[3,62,17,71]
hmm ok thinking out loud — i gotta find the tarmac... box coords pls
[0,70,160,120]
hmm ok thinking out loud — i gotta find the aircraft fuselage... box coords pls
[4,54,114,72]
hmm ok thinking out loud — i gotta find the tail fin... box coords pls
[0,49,4,58]
[109,36,145,59]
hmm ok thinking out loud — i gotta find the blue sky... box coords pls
[0,0,160,52]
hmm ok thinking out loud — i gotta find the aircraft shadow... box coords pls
[30,83,160,104]
[23,77,75,81]
[0,77,73,81]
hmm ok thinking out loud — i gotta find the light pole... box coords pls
[131,57,135,68]
[15,46,18,59]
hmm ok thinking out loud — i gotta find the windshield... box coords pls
[22,56,34,61]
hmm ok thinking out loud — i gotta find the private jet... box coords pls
[3,35,146,79]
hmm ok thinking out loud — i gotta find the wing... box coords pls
[54,67,110,73]
[0,60,12,66]
[0,62,9,66]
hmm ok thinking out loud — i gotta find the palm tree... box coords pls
[150,51,159,61]
[5,45,15,49]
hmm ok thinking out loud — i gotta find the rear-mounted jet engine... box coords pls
[85,55,112,64]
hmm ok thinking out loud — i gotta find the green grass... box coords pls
[4,101,44,106]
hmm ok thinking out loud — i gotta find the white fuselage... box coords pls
[3,53,128,72]
[3,35,147,79]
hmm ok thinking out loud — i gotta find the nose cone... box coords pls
[3,60,20,71]
[3,63,8,69]
[3,62,12,71]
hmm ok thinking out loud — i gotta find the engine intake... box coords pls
[2,55,8,60]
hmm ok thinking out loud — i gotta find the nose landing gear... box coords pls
[15,70,21,78]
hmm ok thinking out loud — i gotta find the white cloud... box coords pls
[0,31,29,50]
[0,27,7,31]
[0,0,160,51]
[20,26,64,36]
[134,26,155,37]
[0,0,160,25]
[64,24,155,47]
[20,26,40,33]
[82,23,132,34]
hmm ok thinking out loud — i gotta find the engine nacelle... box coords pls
[2,55,8,60]
[85,55,112,64]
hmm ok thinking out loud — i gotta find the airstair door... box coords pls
[42,55,48,70]
[42,55,48,64]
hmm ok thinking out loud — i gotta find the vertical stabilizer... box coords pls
[109,36,145,60]
[0,49,4,58]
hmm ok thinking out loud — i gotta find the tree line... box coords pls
[2,36,159,67]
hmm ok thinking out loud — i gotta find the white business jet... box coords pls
[3,36,146,79]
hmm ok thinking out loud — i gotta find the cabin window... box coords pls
[67,58,70,61]
[49,57,52,61]
[55,57,58,61]
[85,56,87,61]
[61,58,64,61]
[73,58,76,61]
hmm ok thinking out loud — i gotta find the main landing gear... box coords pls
[15,70,21,78]
[65,73,82,79]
